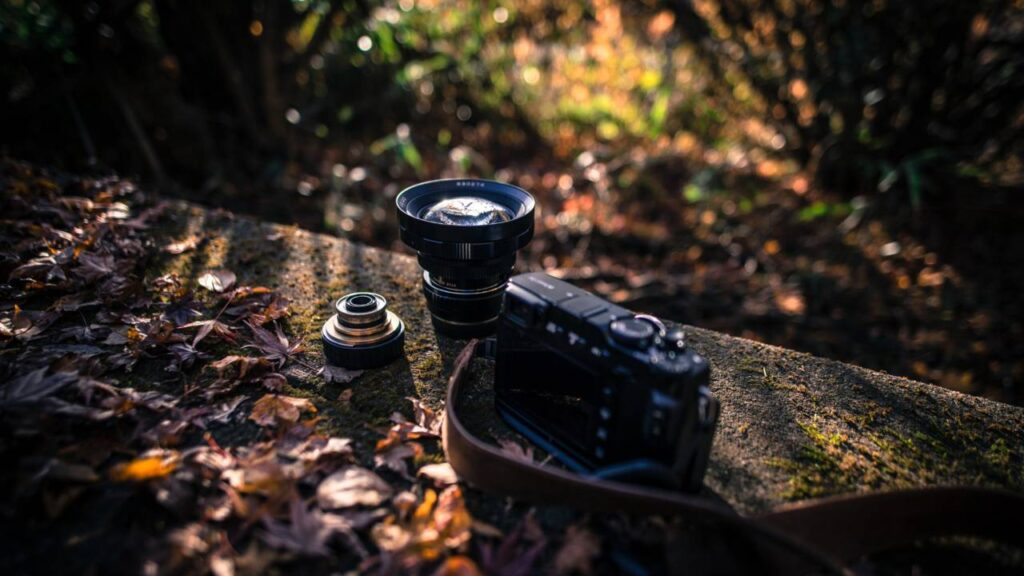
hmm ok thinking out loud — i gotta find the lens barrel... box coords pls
[396,179,535,337]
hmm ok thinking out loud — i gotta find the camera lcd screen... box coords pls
[496,330,600,460]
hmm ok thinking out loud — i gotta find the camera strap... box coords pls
[442,339,1024,575]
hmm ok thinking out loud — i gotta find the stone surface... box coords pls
[160,202,1024,516]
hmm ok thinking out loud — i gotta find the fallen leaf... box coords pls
[417,462,459,487]
[434,486,473,548]
[181,319,236,346]
[261,498,334,557]
[1,368,78,407]
[109,449,180,482]
[371,485,474,567]
[198,269,237,293]
[375,442,422,479]
[321,365,364,385]
[245,322,303,367]
[260,372,287,391]
[73,252,116,283]
[408,397,443,436]
[317,466,392,509]
[207,355,272,381]
[249,394,316,427]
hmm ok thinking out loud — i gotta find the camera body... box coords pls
[495,273,718,491]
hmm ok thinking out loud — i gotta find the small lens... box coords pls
[420,197,513,226]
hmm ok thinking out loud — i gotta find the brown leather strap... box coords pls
[442,339,1024,572]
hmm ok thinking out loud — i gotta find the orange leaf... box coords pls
[109,450,179,481]
[249,394,316,427]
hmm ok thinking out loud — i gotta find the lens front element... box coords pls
[420,197,513,226]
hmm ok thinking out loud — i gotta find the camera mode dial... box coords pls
[609,317,658,349]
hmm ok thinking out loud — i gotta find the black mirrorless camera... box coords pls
[495,272,719,491]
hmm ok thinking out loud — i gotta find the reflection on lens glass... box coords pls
[420,196,512,226]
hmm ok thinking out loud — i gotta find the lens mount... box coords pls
[396,179,535,337]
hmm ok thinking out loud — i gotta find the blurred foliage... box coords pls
[1,0,1023,403]
[671,0,1024,204]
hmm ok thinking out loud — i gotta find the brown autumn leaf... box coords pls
[417,462,459,487]
[434,485,473,549]
[207,355,272,381]
[552,524,601,576]
[109,449,180,482]
[249,394,316,427]
[372,485,474,567]
[247,294,291,325]
[180,319,236,346]
[198,269,237,293]
[261,498,337,557]
[72,252,116,283]
[408,396,443,436]
[0,368,78,407]
[245,322,303,367]
[374,442,422,480]
[317,466,392,509]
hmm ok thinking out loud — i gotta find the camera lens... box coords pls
[396,179,535,337]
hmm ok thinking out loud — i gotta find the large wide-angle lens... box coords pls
[396,179,535,337]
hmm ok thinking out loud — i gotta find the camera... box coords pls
[494,272,719,491]
[396,179,535,338]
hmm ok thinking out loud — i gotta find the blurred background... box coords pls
[1,0,1022,404]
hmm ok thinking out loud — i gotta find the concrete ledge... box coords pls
[162,201,1024,515]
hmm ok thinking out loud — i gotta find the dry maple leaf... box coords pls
[1,368,78,407]
[207,355,272,381]
[374,442,422,480]
[246,294,290,325]
[317,466,393,509]
[72,252,116,283]
[249,394,316,427]
[198,269,237,293]
[109,449,180,482]
[408,397,443,436]
[180,319,236,346]
[371,485,473,569]
[261,498,335,557]
[244,322,303,367]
